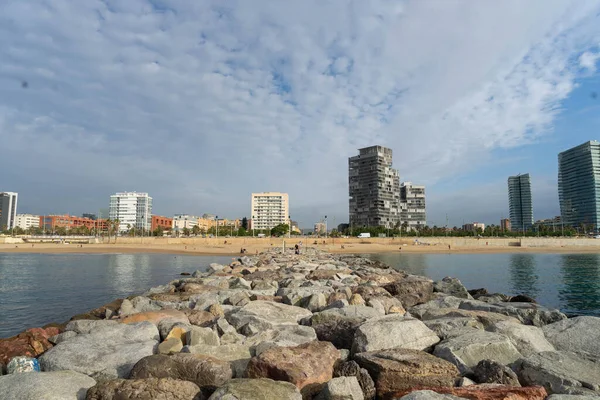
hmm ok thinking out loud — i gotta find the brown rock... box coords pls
[185,310,218,327]
[328,292,349,304]
[349,294,366,305]
[391,385,547,400]
[473,359,520,386]
[87,298,124,319]
[334,360,377,400]
[148,293,193,302]
[249,295,283,302]
[85,377,202,399]
[207,304,224,317]
[354,348,459,399]
[180,283,220,294]
[308,269,350,280]
[383,275,434,307]
[120,309,189,326]
[246,341,340,398]
[0,326,61,365]
[166,326,188,342]
[351,286,393,301]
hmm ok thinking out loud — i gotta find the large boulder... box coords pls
[85,377,201,399]
[418,308,521,329]
[0,370,96,400]
[392,385,547,400]
[276,287,335,306]
[395,390,466,399]
[208,378,302,400]
[472,359,520,386]
[0,326,61,366]
[424,317,484,340]
[182,344,252,378]
[355,348,459,399]
[246,341,340,398]
[334,361,376,400]
[39,321,159,380]
[120,309,189,326]
[514,351,600,395]
[383,275,434,307]
[129,353,232,395]
[244,325,317,355]
[432,331,522,375]
[314,376,364,400]
[488,321,554,356]
[433,277,472,299]
[542,316,600,360]
[226,301,312,330]
[311,306,382,349]
[458,300,566,327]
[352,315,440,354]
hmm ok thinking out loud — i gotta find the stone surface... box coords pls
[349,294,366,306]
[208,378,302,400]
[546,396,600,400]
[0,370,96,400]
[488,320,554,356]
[514,351,600,395]
[472,359,520,386]
[542,316,600,359]
[0,326,60,365]
[383,275,434,307]
[244,325,317,355]
[424,317,484,339]
[334,361,376,400]
[158,337,183,354]
[352,315,440,354]
[311,306,382,349]
[186,326,220,346]
[85,377,201,399]
[392,385,547,400]
[186,310,218,327]
[226,300,312,330]
[39,321,159,380]
[354,348,459,399]
[120,309,189,326]
[315,376,364,400]
[182,344,252,378]
[277,286,335,306]
[246,341,340,398]
[129,353,232,394]
[49,331,78,345]
[418,308,521,329]
[434,277,473,300]
[304,293,328,312]
[397,391,465,400]
[458,300,566,327]
[433,331,522,374]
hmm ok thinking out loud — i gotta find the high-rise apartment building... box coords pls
[400,182,426,230]
[109,192,152,232]
[15,214,40,230]
[349,146,401,229]
[500,218,511,232]
[558,141,600,229]
[508,173,534,232]
[0,192,18,230]
[251,192,289,230]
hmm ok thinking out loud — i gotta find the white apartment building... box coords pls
[15,214,40,230]
[109,192,152,232]
[172,215,199,232]
[0,192,18,230]
[251,192,290,230]
[400,182,426,231]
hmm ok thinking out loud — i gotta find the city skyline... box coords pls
[1,2,600,228]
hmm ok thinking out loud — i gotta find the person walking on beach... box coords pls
[294,244,300,254]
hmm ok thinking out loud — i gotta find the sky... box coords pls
[1,0,600,229]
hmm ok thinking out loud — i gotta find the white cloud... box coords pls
[1,0,600,226]
[580,51,600,71]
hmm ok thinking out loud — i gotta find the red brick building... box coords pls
[151,215,173,232]
[39,215,108,232]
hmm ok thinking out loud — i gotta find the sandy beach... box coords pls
[2,236,600,255]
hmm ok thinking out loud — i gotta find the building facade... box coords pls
[0,192,18,230]
[500,218,511,232]
[314,222,326,235]
[558,141,600,230]
[172,215,199,232]
[109,192,152,232]
[400,182,426,230]
[349,146,401,229]
[508,173,533,232]
[15,214,40,230]
[463,222,485,232]
[251,192,290,230]
[151,215,173,232]
[40,215,108,232]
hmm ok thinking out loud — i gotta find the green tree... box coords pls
[270,223,289,237]
[241,217,248,230]
[153,226,164,237]
[191,225,201,236]
[182,227,191,237]
[237,227,247,236]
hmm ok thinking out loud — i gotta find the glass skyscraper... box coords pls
[508,173,533,232]
[558,141,600,230]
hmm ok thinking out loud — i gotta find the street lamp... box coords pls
[215,216,219,238]
[325,215,328,238]
[252,215,255,237]
[288,215,291,238]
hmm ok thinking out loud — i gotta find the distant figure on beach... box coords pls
[294,244,299,254]
[341,245,345,249]
[448,244,451,250]
[399,247,402,251]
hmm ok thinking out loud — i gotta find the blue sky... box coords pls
[1,0,600,229]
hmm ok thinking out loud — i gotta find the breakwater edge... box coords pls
[0,249,599,399]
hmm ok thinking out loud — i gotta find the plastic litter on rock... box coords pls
[7,356,40,374]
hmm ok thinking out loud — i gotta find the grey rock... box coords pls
[434,277,473,299]
[334,361,376,400]
[0,370,96,400]
[458,377,476,387]
[304,293,327,312]
[130,296,162,313]
[514,351,600,395]
[186,326,220,346]
[383,275,434,307]
[191,293,220,311]
[245,325,317,355]
[65,319,119,334]
[158,320,191,341]
[209,263,225,273]
[85,377,201,400]
[488,320,555,356]
[424,317,484,339]
[229,277,252,290]
[409,296,464,319]
[226,300,312,330]
[311,306,383,350]
[192,269,205,277]
[397,390,466,400]
[315,376,364,400]
[49,330,78,345]
[208,378,302,400]
[542,316,600,360]
[119,298,135,316]
[459,299,567,327]
[227,292,251,307]
[277,286,334,306]
[158,337,184,354]
[352,315,440,354]
[220,332,246,345]
[182,344,252,378]
[432,331,522,375]
[216,318,237,336]
[239,256,257,267]
[325,299,351,310]
[366,298,385,315]
[472,359,520,386]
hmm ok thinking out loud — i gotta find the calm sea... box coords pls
[1,252,599,338]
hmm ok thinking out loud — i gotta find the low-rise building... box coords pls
[15,214,40,230]
[152,215,173,232]
[40,215,108,232]
[462,222,485,232]
[172,215,199,233]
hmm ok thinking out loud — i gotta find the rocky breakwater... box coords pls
[1,250,599,400]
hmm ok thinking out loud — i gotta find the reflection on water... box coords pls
[558,254,600,316]
[509,254,540,299]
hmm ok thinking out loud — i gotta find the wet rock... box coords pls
[354,348,459,399]
[311,306,382,349]
[514,351,600,395]
[542,316,600,359]
[488,320,554,356]
[352,315,440,354]
[434,277,473,299]
[315,376,364,400]
[182,344,252,378]
[433,331,522,375]
[473,359,520,386]
[0,370,96,400]
[120,309,189,326]
[383,275,434,307]
[392,385,547,400]
[334,361,376,400]
[0,326,61,366]
[246,341,340,398]
[208,378,302,400]
[85,377,201,399]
